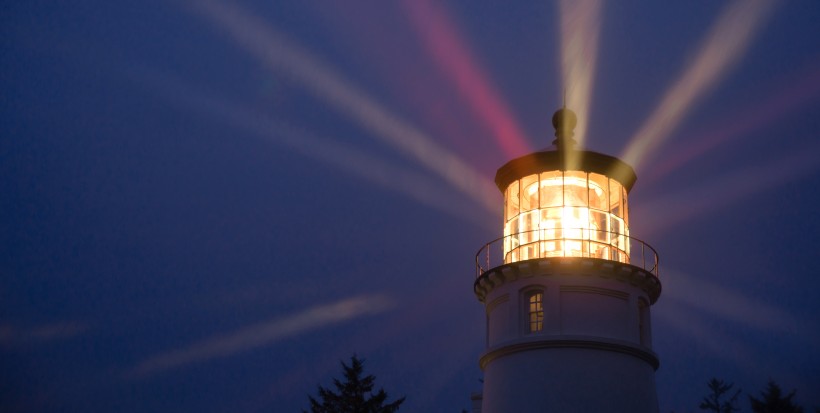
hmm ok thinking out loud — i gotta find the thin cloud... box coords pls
[128,294,394,378]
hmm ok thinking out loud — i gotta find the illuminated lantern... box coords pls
[472,108,661,413]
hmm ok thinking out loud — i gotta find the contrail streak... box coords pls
[186,0,499,213]
[622,0,776,170]
[129,294,394,377]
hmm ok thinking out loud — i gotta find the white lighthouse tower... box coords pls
[473,108,661,413]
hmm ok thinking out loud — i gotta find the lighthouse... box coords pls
[473,107,661,412]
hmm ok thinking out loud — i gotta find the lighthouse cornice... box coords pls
[495,150,638,192]
[473,257,661,304]
[479,334,660,371]
[494,150,637,193]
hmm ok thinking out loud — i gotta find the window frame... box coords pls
[522,289,545,334]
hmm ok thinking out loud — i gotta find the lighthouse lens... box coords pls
[503,171,630,264]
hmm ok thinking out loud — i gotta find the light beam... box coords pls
[133,68,498,228]
[401,0,532,158]
[622,0,777,170]
[558,0,603,150]
[187,0,500,214]
[644,63,820,186]
[634,140,820,235]
[128,294,393,377]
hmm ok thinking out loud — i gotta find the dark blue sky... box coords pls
[2,1,820,412]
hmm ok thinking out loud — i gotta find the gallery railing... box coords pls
[475,228,659,278]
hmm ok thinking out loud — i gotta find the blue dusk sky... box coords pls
[2,1,820,412]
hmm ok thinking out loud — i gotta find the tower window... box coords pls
[527,292,544,333]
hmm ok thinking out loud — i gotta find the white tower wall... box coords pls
[474,258,661,413]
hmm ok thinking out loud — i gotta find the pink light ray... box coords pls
[401,0,532,158]
[315,4,491,169]
[645,62,820,187]
[187,0,500,214]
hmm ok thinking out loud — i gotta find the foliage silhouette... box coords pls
[749,380,804,413]
[304,355,405,413]
[699,378,741,413]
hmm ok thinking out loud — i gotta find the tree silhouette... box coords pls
[699,378,741,413]
[749,381,804,413]
[304,355,405,413]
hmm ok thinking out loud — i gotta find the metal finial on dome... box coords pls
[551,107,578,150]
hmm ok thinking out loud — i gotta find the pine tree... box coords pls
[304,355,405,413]
[749,381,804,413]
[699,378,741,413]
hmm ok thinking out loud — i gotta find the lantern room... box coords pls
[473,107,662,413]
[493,107,638,267]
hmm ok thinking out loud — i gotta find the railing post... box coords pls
[486,243,490,273]
[642,242,645,270]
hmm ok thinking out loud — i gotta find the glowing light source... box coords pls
[502,171,629,264]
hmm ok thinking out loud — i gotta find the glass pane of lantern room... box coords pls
[563,171,588,207]
[609,178,623,218]
[539,171,563,208]
[540,207,564,239]
[588,173,609,211]
[622,186,629,227]
[505,180,520,222]
[589,210,609,243]
[520,174,539,212]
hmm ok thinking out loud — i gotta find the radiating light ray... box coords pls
[558,0,603,151]
[661,268,805,334]
[401,0,531,158]
[644,64,820,186]
[622,0,777,170]
[634,140,820,235]
[655,299,758,369]
[315,4,494,168]
[187,0,499,214]
[128,294,394,377]
[658,296,818,391]
[133,68,498,229]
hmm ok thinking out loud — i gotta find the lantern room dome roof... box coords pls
[494,149,637,193]
[494,107,637,192]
